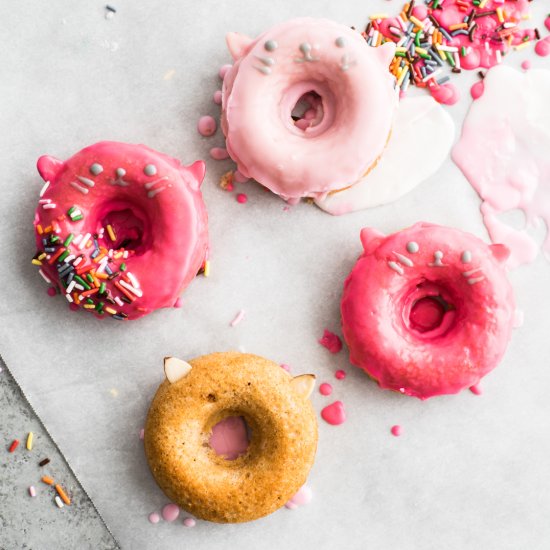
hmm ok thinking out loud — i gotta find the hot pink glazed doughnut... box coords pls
[33,141,208,320]
[341,223,515,399]
[221,18,397,201]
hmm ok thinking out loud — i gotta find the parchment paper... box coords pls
[1,1,550,548]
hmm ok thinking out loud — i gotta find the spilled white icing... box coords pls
[452,66,550,268]
[315,96,454,215]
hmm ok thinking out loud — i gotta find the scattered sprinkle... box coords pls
[55,495,64,508]
[318,330,343,354]
[391,425,403,437]
[39,457,51,467]
[236,193,248,204]
[55,484,71,506]
[230,310,246,327]
[41,476,55,486]
[8,439,19,453]
[26,432,33,451]
[28,486,37,498]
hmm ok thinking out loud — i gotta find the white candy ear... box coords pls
[360,227,385,254]
[376,42,396,68]
[226,32,254,60]
[37,155,64,183]
[490,243,510,264]
[164,357,192,383]
[290,374,316,400]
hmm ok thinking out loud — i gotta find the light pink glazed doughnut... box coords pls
[33,141,208,320]
[341,223,515,399]
[221,18,397,201]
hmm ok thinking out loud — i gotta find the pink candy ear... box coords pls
[490,243,510,264]
[37,155,63,183]
[360,227,385,254]
[226,32,254,60]
[187,160,206,188]
[376,42,396,68]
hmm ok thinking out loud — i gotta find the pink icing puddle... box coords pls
[390,425,403,437]
[318,330,342,354]
[470,80,484,100]
[173,297,183,308]
[213,90,222,105]
[469,383,483,396]
[148,512,160,524]
[209,416,250,459]
[285,485,313,510]
[229,309,245,327]
[183,517,196,528]
[521,60,531,71]
[429,83,460,106]
[197,115,217,137]
[236,193,248,204]
[452,66,550,267]
[280,363,291,372]
[162,503,180,522]
[335,370,346,380]
[46,287,56,297]
[535,36,550,57]
[319,383,333,396]
[321,401,346,425]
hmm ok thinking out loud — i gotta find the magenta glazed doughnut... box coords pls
[33,141,208,320]
[341,223,515,399]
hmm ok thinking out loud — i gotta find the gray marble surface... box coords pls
[0,357,118,550]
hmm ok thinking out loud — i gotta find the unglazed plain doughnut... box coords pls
[221,18,397,201]
[144,352,318,523]
[341,223,515,399]
[33,141,208,320]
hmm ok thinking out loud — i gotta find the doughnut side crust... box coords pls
[144,352,318,523]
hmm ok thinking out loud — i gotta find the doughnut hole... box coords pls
[282,81,336,138]
[92,200,153,255]
[208,415,251,460]
[401,281,457,338]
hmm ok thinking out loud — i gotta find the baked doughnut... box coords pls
[144,352,318,523]
[341,223,515,399]
[32,141,208,320]
[221,18,397,201]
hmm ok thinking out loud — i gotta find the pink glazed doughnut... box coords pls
[221,18,397,201]
[341,223,515,399]
[33,142,208,320]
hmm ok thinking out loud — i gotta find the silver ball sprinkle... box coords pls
[299,42,312,54]
[116,168,126,178]
[90,163,103,175]
[264,40,278,52]
[335,37,346,48]
[144,164,157,176]
[406,241,419,254]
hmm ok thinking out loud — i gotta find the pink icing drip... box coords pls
[148,512,160,524]
[198,116,217,137]
[173,297,183,308]
[209,416,249,459]
[521,60,531,71]
[430,83,460,106]
[285,485,313,510]
[470,81,485,100]
[162,503,180,522]
[280,363,291,372]
[319,382,333,396]
[318,330,342,353]
[469,383,483,396]
[390,425,402,437]
[335,370,346,380]
[236,193,248,204]
[535,36,550,57]
[321,401,346,425]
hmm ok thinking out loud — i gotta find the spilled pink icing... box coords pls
[319,382,333,396]
[470,80,484,100]
[236,193,248,204]
[535,36,550,57]
[335,370,346,380]
[469,383,483,396]
[318,330,342,354]
[452,66,550,267]
[285,485,313,509]
[209,416,249,459]
[390,425,402,437]
[321,401,346,425]
[162,503,180,522]
[430,83,460,106]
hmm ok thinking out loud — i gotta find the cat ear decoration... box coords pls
[226,32,254,60]
[360,227,385,255]
[290,374,316,400]
[37,155,64,183]
[164,357,193,383]
[185,160,206,189]
[489,243,510,264]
